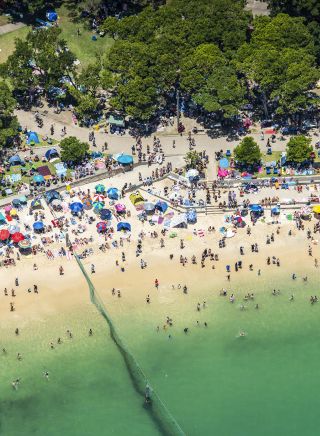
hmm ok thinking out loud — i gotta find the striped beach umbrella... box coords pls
[93,194,105,203]
[96,221,107,232]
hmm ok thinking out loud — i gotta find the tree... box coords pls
[2,27,76,95]
[234,136,261,165]
[0,82,19,148]
[60,137,89,164]
[184,150,202,168]
[286,135,313,162]
[265,0,320,22]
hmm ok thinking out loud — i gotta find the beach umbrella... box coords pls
[219,158,229,169]
[8,224,20,234]
[10,209,18,216]
[271,207,280,215]
[18,239,31,249]
[100,209,112,220]
[33,175,45,183]
[33,221,44,231]
[82,198,92,209]
[117,222,131,232]
[313,205,320,214]
[143,202,155,212]
[51,199,62,207]
[117,154,133,165]
[0,229,10,240]
[93,201,104,211]
[69,202,83,213]
[107,187,119,200]
[186,169,199,178]
[11,232,24,243]
[19,195,27,203]
[249,204,263,212]
[155,201,168,213]
[93,194,105,203]
[0,212,6,224]
[115,203,126,213]
[31,199,43,209]
[4,205,12,212]
[96,221,107,232]
[95,184,106,194]
[12,199,20,207]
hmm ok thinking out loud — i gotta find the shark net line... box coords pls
[72,250,185,436]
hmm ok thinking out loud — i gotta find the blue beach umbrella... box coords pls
[69,202,83,213]
[117,222,131,232]
[117,154,133,165]
[100,209,112,220]
[33,221,44,231]
[249,204,263,213]
[155,201,168,213]
[107,187,119,200]
[96,221,107,232]
[219,158,229,169]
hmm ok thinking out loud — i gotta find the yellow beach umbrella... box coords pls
[10,209,18,216]
[313,205,320,214]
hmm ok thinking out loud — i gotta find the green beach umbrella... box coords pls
[95,184,106,194]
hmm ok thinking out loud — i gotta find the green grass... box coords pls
[0,7,114,68]
[57,6,114,68]
[0,15,10,26]
[0,25,29,64]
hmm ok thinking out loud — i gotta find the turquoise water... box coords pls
[2,270,320,436]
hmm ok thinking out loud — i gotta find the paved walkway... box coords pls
[0,22,25,35]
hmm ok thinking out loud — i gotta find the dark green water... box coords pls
[1,272,320,436]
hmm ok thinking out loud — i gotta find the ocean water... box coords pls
[2,269,320,436]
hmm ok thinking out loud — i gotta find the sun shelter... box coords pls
[31,199,43,209]
[45,190,61,203]
[33,175,45,184]
[313,205,320,214]
[249,204,263,213]
[11,232,24,243]
[129,192,145,206]
[108,115,125,128]
[186,209,197,224]
[27,131,40,145]
[19,195,28,203]
[107,187,119,200]
[93,201,104,212]
[18,239,31,251]
[94,194,105,203]
[82,198,92,209]
[100,209,112,220]
[155,201,168,213]
[117,222,131,232]
[143,202,155,214]
[170,214,187,228]
[12,199,20,207]
[45,148,59,162]
[115,203,126,213]
[33,221,44,232]
[0,213,6,224]
[219,158,229,169]
[9,155,24,166]
[8,224,19,234]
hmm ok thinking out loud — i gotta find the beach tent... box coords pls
[45,190,61,203]
[46,11,58,21]
[117,222,131,232]
[313,205,320,214]
[9,155,24,166]
[117,154,133,165]
[107,187,119,200]
[18,239,31,250]
[31,199,43,209]
[91,151,103,159]
[0,213,6,224]
[33,221,44,231]
[19,195,28,203]
[12,199,20,207]
[33,175,45,184]
[271,206,280,215]
[219,158,229,169]
[186,169,199,178]
[155,201,168,213]
[107,114,125,127]
[70,202,83,213]
[100,209,112,220]
[129,192,145,206]
[170,214,187,228]
[143,202,155,213]
[45,148,59,161]
[249,204,263,213]
[27,131,40,145]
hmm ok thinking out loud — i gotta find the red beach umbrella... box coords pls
[11,232,25,243]
[0,229,10,240]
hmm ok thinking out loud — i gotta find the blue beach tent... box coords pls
[117,222,131,232]
[27,131,40,145]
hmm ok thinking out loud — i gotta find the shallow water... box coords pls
[2,269,320,436]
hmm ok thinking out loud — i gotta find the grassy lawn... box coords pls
[0,15,10,26]
[0,25,29,64]
[57,6,114,68]
[0,7,114,68]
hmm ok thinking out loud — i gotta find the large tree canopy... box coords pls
[0,82,19,148]
[60,136,89,164]
[234,136,262,166]
[286,135,313,162]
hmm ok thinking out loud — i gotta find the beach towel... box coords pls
[198,230,205,237]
